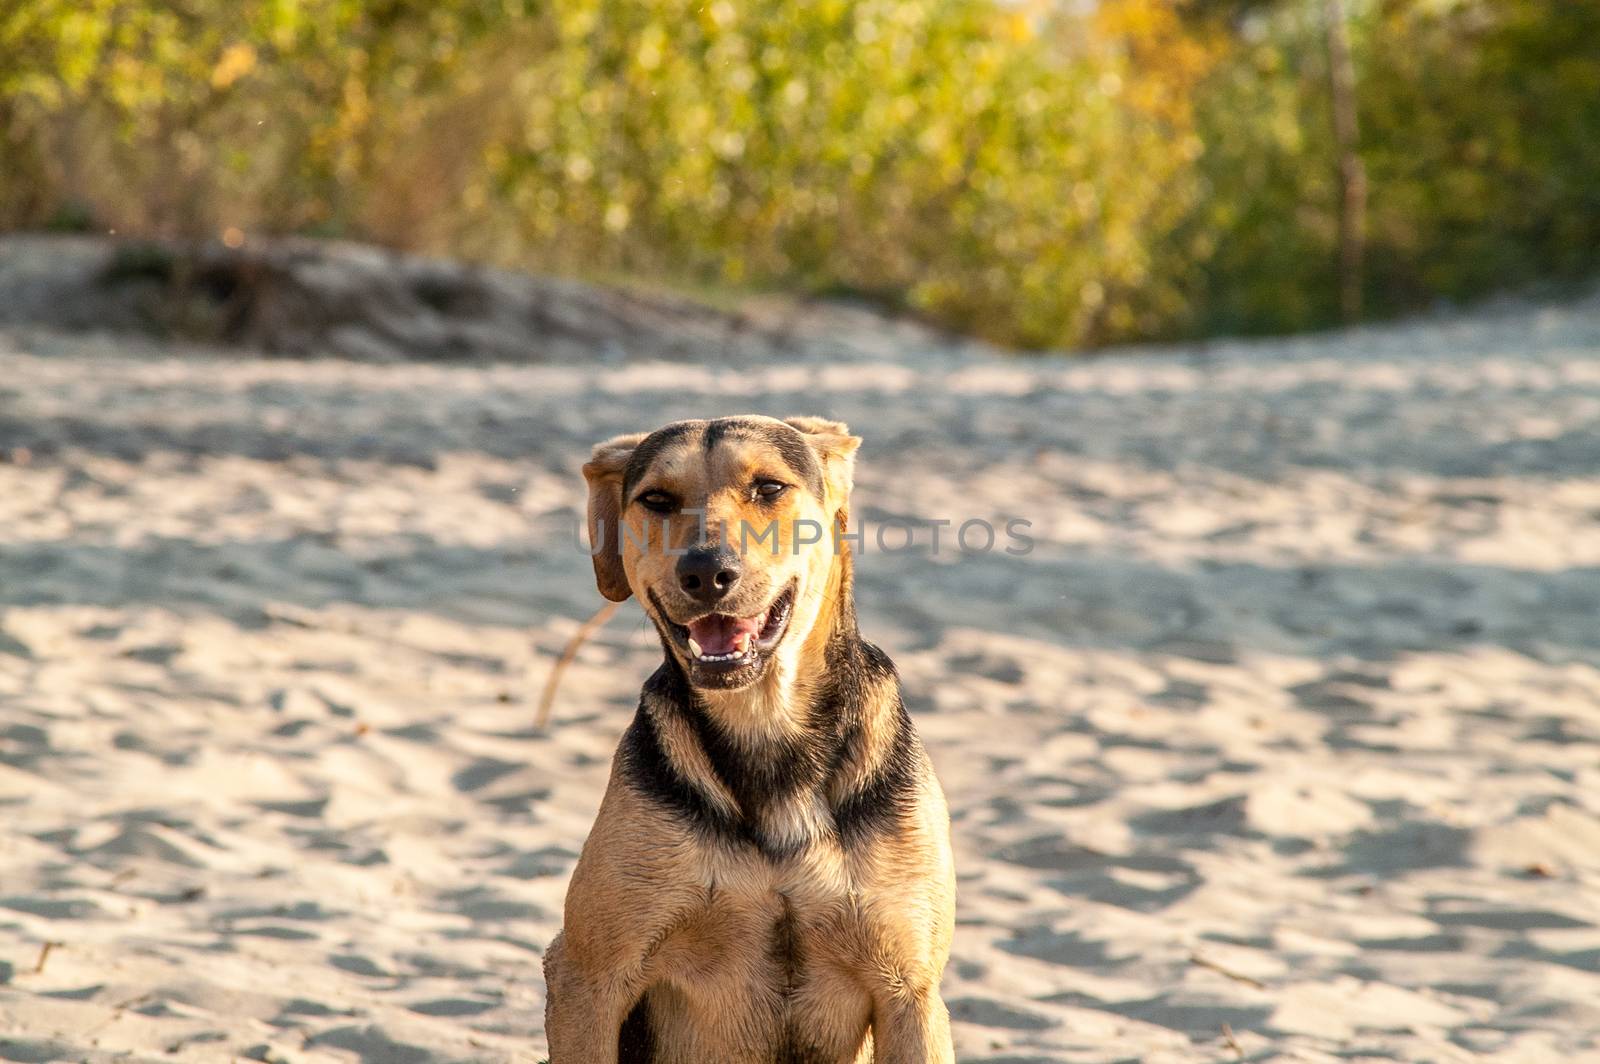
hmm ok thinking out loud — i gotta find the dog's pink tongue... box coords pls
[687,613,763,656]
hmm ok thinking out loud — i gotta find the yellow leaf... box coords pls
[210,43,256,90]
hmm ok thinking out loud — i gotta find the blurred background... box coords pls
[3,0,1597,349]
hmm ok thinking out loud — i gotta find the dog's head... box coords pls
[583,415,860,691]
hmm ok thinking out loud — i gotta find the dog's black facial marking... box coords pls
[621,420,702,499]
[702,417,825,500]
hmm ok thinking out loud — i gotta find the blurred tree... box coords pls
[1322,0,1364,323]
[1,0,1596,348]
[484,0,1216,346]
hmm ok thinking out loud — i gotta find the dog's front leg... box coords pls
[870,982,955,1064]
[543,929,642,1064]
[545,777,699,1063]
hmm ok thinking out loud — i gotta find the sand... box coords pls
[2,289,1600,1063]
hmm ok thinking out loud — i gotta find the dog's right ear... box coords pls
[581,432,646,602]
[783,416,861,508]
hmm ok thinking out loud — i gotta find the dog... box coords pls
[543,415,955,1063]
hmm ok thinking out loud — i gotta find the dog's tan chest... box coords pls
[642,861,875,1063]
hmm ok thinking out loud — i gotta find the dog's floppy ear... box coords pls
[581,432,647,602]
[784,416,861,508]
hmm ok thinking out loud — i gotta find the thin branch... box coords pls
[535,600,622,729]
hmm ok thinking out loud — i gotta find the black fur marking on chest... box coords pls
[618,688,754,849]
[832,713,920,847]
[825,641,922,847]
[773,1041,831,1064]
[617,993,655,1064]
[770,894,804,1000]
[767,908,836,1064]
[622,636,921,859]
[677,695,839,854]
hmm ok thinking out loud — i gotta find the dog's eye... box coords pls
[637,490,677,513]
[753,480,788,501]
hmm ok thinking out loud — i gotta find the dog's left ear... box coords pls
[581,432,647,602]
[784,416,861,510]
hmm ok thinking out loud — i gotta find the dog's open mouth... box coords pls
[657,580,795,674]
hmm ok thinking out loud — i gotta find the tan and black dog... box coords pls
[544,415,955,1063]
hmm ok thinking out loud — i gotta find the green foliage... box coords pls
[1360,0,1600,308]
[1,0,1596,348]
[485,0,1207,346]
[1186,0,1600,336]
[0,0,536,236]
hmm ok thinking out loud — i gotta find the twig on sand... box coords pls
[1189,952,1265,990]
[33,940,61,974]
[1221,1022,1244,1058]
[535,601,621,729]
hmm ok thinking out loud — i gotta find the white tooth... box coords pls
[734,634,749,654]
[688,637,703,657]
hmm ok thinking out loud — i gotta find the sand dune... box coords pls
[2,287,1600,1062]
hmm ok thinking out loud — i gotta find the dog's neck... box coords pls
[638,541,915,856]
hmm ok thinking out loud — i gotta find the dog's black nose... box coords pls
[677,546,741,605]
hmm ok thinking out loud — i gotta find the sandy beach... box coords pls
[3,286,1600,1063]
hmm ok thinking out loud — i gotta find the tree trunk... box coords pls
[1324,0,1366,323]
